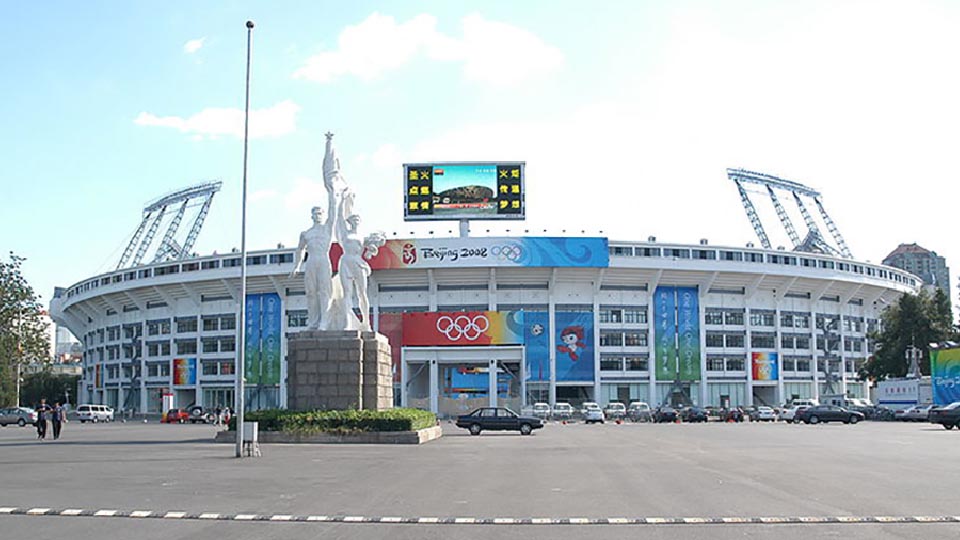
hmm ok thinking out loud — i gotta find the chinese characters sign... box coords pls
[403,162,525,221]
[654,286,701,381]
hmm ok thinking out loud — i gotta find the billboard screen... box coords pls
[404,162,525,221]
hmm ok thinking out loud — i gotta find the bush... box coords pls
[227,408,436,433]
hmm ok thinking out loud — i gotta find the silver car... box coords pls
[0,407,38,427]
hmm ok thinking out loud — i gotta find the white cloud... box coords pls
[134,100,301,140]
[283,177,328,211]
[293,12,563,86]
[249,189,277,203]
[183,37,206,54]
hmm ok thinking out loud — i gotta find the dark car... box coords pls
[681,407,709,423]
[653,406,678,423]
[163,408,190,424]
[722,407,745,422]
[455,407,544,436]
[796,405,864,425]
[928,402,960,429]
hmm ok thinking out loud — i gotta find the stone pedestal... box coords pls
[287,330,393,411]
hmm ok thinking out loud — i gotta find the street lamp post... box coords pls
[235,20,255,458]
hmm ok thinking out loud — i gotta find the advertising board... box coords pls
[404,162,524,221]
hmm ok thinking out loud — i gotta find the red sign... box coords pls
[401,311,522,346]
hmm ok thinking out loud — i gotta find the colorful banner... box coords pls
[931,347,960,405]
[654,286,678,380]
[676,286,701,380]
[402,311,524,346]
[173,357,196,386]
[261,293,282,385]
[244,294,262,385]
[524,311,550,382]
[245,293,282,386]
[378,313,403,383]
[361,237,609,270]
[555,311,594,382]
[752,352,779,381]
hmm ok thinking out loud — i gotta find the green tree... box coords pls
[0,253,51,407]
[860,289,959,381]
[21,370,79,407]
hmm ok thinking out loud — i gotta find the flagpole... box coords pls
[236,19,254,458]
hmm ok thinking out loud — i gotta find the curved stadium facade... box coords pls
[51,235,919,418]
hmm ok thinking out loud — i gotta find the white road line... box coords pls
[94,510,118,517]
[607,518,630,524]
[417,517,439,523]
[531,518,553,525]
[343,516,364,522]
[380,517,403,523]
[60,509,84,516]
[269,515,292,521]
[198,513,220,520]
[0,508,16,515]
[493,518,516,524]
[234,514,257,521]
[306,516,330,522]
[454,517,475,524]
[27,508,50,515]
[130,511,153,518]
[163,512,186,519]
[569,518,589,524]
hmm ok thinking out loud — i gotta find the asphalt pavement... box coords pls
[1,418,957,539]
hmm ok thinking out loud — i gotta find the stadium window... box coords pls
[624,332,646,347]
[625,357,647,371]
[706,332,725,348]
[635,247,661,257]
[724,311,744,325]
[600,356,623,371]
[725,357,745,371]
[719,250,743,261]
[600,331,624,347]
[623,308,647,324]
[705,310,724,325]
[707,357,726,371]
[201,260,220,270]
[725,334,745,348]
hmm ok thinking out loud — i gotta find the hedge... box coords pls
[227,408,436,433]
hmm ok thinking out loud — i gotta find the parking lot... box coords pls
[0,419,958,540]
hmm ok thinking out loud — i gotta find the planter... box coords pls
[213,425,442,445]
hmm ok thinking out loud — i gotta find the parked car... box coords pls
[900,405,935,422]
[603,402,627,420]
[627,402,652,422]
[796,405,864,425]
[654,406,678,423]
[754,406,778,422]
[582,402,605,424]
[76,404,114,423]
[722,407,745,422]
[580,402,601,417]
[552,402,574,420]
[0,407,38,427]
[780,405,807,423]
[681,406,709,423]
[928,402,960,429]
[531,403,552,420]
[163,408,191,424]
[187,406,217,424]
[455,407,543,435]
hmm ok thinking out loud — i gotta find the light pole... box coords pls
[235,19,254,458]
[16,307,22,407]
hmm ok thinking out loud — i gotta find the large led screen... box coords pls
[404,162,525,221]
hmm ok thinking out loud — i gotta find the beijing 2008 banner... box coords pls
[555,311,594,382]
[752,352,779,381]
[654,286,678,380]
[931,347,960,405]
[173,357,196,385]
[363,237,608,270]
[676,286,701,380]
[402,311,524,346]
[655,286,701,380]
[244,293,282,386]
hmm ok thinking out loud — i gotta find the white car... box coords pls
[755,406,777,421]
[532,403,552,420]
[584,405,605,424]
[900,405,934,422]
[552,402,574,420]
[76,404,114,423]
[780,405,805,423]
[581,402,601,416]
[603,402,627,419]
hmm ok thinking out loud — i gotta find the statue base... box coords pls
[287,330,394,411]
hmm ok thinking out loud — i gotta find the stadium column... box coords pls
[774,304,785,406]
[428,358,438,414]
[745,309,754,407]
[400,349,409,408]
[839,313,847,396]
[646,279,658,406]
[488,269,496,312]
[592,271,602,402]
[548,270,557,407]
[698,288,708,407]
[427,270,437,312]
[810,307,820,401]
[489,359,498,407]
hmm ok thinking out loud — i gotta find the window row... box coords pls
[706,356,745,372]
[599,330,648,347]
[599,355,649,372]
[599,307,648,324]
[201,361,236,376]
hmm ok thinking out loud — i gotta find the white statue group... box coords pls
[290,133,386,331]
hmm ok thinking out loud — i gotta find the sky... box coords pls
[3,0,960,315]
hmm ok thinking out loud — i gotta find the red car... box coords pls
[163,408,190,423]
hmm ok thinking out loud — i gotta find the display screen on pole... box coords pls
[404,162,525,221]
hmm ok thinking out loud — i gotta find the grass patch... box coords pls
[228,408,436,433]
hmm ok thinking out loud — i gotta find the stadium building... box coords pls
[50,167,920,418]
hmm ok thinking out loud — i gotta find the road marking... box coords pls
[4,507,960,526]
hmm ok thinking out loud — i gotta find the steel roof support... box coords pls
[767,186,801,248]
[814,197,853,259]
[735,180,771,249]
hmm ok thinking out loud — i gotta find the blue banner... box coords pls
[555,311,595,382]
[244,294,262,385]
[676,286,701,380]
[655,286,678,380]
[524,311,550,382]
[931,348,960,405]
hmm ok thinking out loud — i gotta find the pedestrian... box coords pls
[51,401,65,440]
[215,405,223,426]
[35,398,51,440]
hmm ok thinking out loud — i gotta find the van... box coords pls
[76,404,115,423]
[791,398,819,408]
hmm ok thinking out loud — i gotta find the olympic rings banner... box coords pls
[402,311,524,346]
[931,347,960,405]
[363,237,608,270]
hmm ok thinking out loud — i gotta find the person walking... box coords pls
[51,401,65,440]
[35,398,51,440]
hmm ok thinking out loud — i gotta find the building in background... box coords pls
[883,243,951,298]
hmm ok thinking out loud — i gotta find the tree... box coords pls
[860,289,959,381]
[0,253,51,407]
[21,370,79,407]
